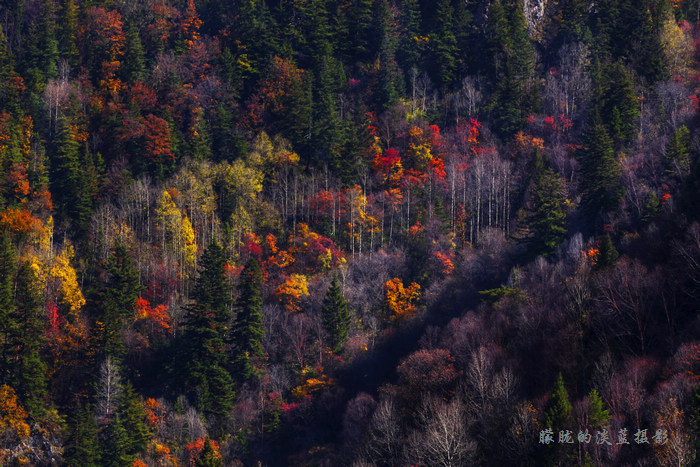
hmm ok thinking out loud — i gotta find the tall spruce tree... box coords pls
[0,230,16,385]
[8,261,48,417]
[601,61,640,146]
[529,155,568,255]
[97,244,143,361]
[321,274,351,353]
[51,117,93,235]
[544,373,572,431]
[181,240,235,416]
[429,0,459,89]
[64,402,101,467]
[233,257,264,380]
[579,120,624,217]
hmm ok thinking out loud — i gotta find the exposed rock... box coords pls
[523,0,548,35]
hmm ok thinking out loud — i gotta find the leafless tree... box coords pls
[96,357,122,424]
[406,396,476,467]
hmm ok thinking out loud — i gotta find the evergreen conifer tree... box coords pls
[118,383,151,458]
[430,0,459,89]
[529,158,568,256]
[98,244,143,361]
[51,117,94,235]
[587,389,610,429]
[9,261,48,417]
[398,0,422,73]
[233,257,264,380]
[666,125,691,175]
[321,274,351,353]
[181,240,235,416]
[64,402,101,467]
[123,23,146,83]
[579,121,623,216]
[100,414,131,467]
[595,233,619,270]
[0,230,16,384]
[544,373,572,432]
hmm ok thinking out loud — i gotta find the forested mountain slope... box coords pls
[0,0,699,465]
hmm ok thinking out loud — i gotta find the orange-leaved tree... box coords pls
[384,277,421,320]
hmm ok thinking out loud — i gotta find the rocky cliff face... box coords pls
[523,0,548,35]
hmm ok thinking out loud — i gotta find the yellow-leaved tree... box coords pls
[384,277,421,320]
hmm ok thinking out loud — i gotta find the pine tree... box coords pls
[398,0,422,73]
[118,383,150,458]
[51,117,93,235]
[595,233,619,270]
[64,402,101,467]
[97,244,143,361]
[322,274,351,353]
[587,389,610,429]
[579,121,624,216]
[374,0,401,110]
[601,61,640,146]
[233,257,264,380]
[181,240,235,416]
[100,414,131,467]
[123,23,146,83]
[429,0,459,89]
[8,261,48,417]
[666,125,691,175]
[348,0,375,64]
[486,0,537,138]
[529,157,568,256]
[544,373,572,431]
[0,230,16,385]
[60,0,80,69]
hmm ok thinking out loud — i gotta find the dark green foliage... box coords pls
[123,23,146,82]
[348,0,376,64]
[398,0,423,72]
[429,0,458,89]
[233,257,264,380]
[0,230,17,384]
[555,0,589,46]
[98,244,143,360]
[181,241,235,416]
[25,0,59,89]
[595,233,619,270]
[529,154,568,255]
[579,122,623,216]
[118,383,151,457]
[374,0,402,110]
[479,269,527,306]
[587,389,610,429]
[60,0,79,69]
[51,117,94,235]
[237,0,278,79]
[8,261,48,417]
[99,414,132,467]
[544,373,572,431]
[642,191,661,224]
[594,0,667,83]
[321,274,351,353]
[600,61,640,146]
[666,125,691,175]
[278,71,313,159]
[486,0,538,138]
[64,402,101,467]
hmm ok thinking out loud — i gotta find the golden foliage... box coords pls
[0,385,30,443]
[384,277,421,320]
